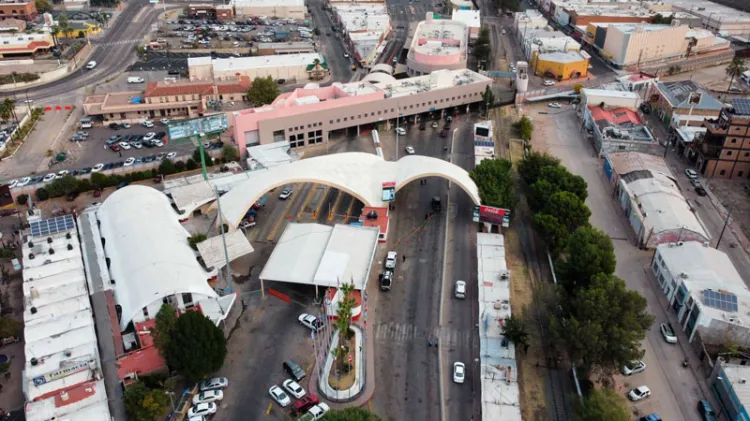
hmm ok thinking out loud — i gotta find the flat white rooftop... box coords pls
[188,53,323,72]
[196,230,254,270]
[232,0,304,6]
[452,9,480,29]
[411,19,467,57]
[539,51,588,63]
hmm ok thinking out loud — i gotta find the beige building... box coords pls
[406,14,468,77]
[83,77,251,124]
[188,53,325,82]
[602,23,688,68]
[256,41,315,55]
[232,0,307,19]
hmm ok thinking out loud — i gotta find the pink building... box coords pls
[406,14,468,77]
[230,69,491,156]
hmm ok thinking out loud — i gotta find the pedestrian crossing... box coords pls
[93,39,142,47]
[374,322,473,349]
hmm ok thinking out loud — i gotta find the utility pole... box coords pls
[716,202,735,249]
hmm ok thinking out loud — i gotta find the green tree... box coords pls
[46,175,79,197]
[153,304,177,357]
[57,13,71,39]
[188,233,207,250]
[725,57,746,96]
[499,0,520,12]
[158,159,177,175]
[91,172,109,190]
[502,315,528,349]
[538,165,588,202]
[574,388,630,421]
[550,273,654,377]
[481,85,495,116]
[35,0,52,12]
[2,98,17,123]
[223,144,239,161]
[16,194,28,206]
[247,76,280,106]
[336,282,355,341]
[186,158,197,170]
[35,187,49,201]
[573,84,584,94]
[165,310,227,382]
[528,178,558,212]
[651,13,674,25]
[0,317,21,338]
[557,226,616,292]
[322,407,382,421]
[192,146,211,167]
[542,191,590,233]
[175,160,186,172]
[123,381,170,421]
[469,158,516,210]
[513,115,534,141]
[532,213,570,253]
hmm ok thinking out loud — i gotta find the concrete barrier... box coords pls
[0,59,34,66]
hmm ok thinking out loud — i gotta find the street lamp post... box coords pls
[395,105,400,160]
[716,202,735,249]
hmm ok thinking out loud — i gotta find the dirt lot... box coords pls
[706,178,750,243]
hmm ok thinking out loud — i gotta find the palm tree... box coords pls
[49,25,60,49]
[310,58,325,80]
[725,57,746,99]
[0,102,10,123]
[57,14,70,40]
[3,98,17,124]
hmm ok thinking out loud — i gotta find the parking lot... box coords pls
[130,51,244,72]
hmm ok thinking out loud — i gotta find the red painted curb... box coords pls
[268,288,291,302]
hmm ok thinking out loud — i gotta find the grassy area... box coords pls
[328,335,357,391]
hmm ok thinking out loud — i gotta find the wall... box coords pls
[532,55,589,80]
[614,25,689,67]
[132,293,213,326]
[572,14,652,26]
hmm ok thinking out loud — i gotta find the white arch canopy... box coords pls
[219,152,480,227]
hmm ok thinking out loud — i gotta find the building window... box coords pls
[731,138,737,143]
[337,119,341,123]
[739,171,745,177]
[330,120,333,124]
[343,117,347,121]
[143,307,149,317]
[720,170,726,175]
[182,293,193,305]
[358,115,361,119]
[727,151,733,156]
[744,152,749,157]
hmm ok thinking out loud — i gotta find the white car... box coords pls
[269,385,291,407]
[454,280,466,299]
[685,168,698,179]
[628,385,651,401]
[453,362,465,384]
[92,163,104,172]
[385,251,397,269]
[548,103,562,108]
[56,170,69,178]
[543,80,555,86]
[187,402,217,417]
[307,403,331,420]
[199,377,229,392]
[85,61,97,70]
[161,118,170,125]
[43,173,56,182]
[282,379,306,399]
[192,389,224,405]
[279,187,293,200]
[166,152,177,159]
[143,132,156,141]
[298,313,323,332]
[396,127,406,136]
[622,360,646,376]
[124,157,136,166]
[7,179,17,189]
[16,177,30,187]
[132,142,143,149]
[405,146,415,155]
[140,120,154,128]
[344,53,350,58]
[153,140,165,147]
[660,323,677,344]
[118,141,131,150]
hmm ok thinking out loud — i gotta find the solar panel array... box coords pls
[702,289,739,312]
[474,140,494,147]
[732,98,750,116]
[29,215,76,238]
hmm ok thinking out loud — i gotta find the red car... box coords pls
[291,395,319,415]
[110,144,121,152]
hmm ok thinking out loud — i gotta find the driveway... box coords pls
[526,103,705,421]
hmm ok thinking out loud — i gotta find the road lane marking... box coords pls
[297,183,319,219]
[343,195,357,221]
[312,186,331,220]
[328,190,344,221]
[266,184,299,242]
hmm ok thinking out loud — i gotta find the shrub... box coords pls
[35,188,49,201]
[16,194,27,205]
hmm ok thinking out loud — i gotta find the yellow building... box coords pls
[531,51,590,81]
[58,21,102,39]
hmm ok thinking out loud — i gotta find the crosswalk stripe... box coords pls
[374,322,472,348]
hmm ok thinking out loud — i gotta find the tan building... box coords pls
[256,41,315,55]
[232,0,307,19]
[603,23,688,68]
[697,99,750,179]
[83,77,251,124]
[0,32,52,58]
[188,53,325,82]
[0,1,36,21]
[0,17,25,31]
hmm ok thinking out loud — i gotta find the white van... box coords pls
[85,61,97,70]
[127,76,145,83]
[80,117,92,129]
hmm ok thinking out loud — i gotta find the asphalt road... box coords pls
[370,112,479,421]
[14,0,174,102]
[306,0,354,83]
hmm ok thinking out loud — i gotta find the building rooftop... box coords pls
[189,53,323,73]
[538,50,588,63]
[721,363,750,408]
[25,380,111,421]
[589,106,654,143]
[655,80,724,111]
[657,241,749,322]
[232,0,304,6]
[666,0,750,24]
[565,4,654,18]
[611,23,672,33]
[144,76,251,98]
[608,151,672,176]
[452,9,480,29]
[411,19,467,57]
[196,230,254,270]
[259,223,380,290]
[476,233,521,421]
[257,41,314,49]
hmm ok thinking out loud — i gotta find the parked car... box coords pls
[396,127,406,136]
[695,186,708,196]
[283,379,306,399]
[43,173,56,182]
[697,399,718,421]
[660,323,677,344]
[279,187,293,200]
[298,314,323,332]
[380,270,393,291]
[543,80,555,86]
[454,280,466,299]
[269,385,291,407]
[628,386,651,401]
[16,177,30,187]
[283,360,306,381]
[92,163,104,172]
[405,145,415,155]
[187,402,217,417]
[685,168,698,179]
[304,403,331,420]
[453,362,465,383]
[199,377,228,392]
[622,360,646,376]
[166,152,177,159]
[548,102,562,108]
[385,251,397,270]
[192,390,224,405]
[124,157,136,166]
[118,141,131,150]
[690,178,701,188]
[108,123,121,130]
[292,395,319,415]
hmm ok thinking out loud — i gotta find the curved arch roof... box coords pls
[97,185,218,330]
[220,152,480,227]
[370,63,394,75]
[363,72,396,85]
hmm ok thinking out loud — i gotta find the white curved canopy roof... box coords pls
[220,152,480,227]
[97,185,218,330]
[370,63,394,75]
[364,72,397,85]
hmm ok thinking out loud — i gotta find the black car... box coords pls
[695,186,708,196]
[419,123,426,130]
[283,360,306,381]
[115,161,124,168]
[167,68,180,75]
[108,123,121,130]
[155,131,166,139]
[380,271,393,291]
[80,167,92,174]
[144,154,156,163]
